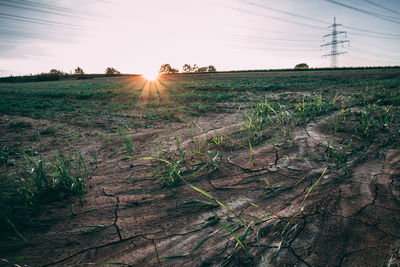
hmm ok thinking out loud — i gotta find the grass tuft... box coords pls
[0,152,89,237]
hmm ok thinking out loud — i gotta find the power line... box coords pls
[350,32,400,40]
[352,38,400,55]
[344,27,400,39]
[234,24,400,40]
[230,43,319,52]
[232,25,319,37]
[235,40,318,50]
[0,12,86,30]
[348,46,400,60]
[233,34,320,43]
[0,0,102,18]
[229,1,398,66]
[359,0,400,16]
[0,2,91,21]
[228,10,399,62]
[321,17,350,68]
[324,0,400,24]
[238,0,328,25]
[217,3,327,31]
[227,1,399,63]
[237,0,400,38]
[349,53,400,64]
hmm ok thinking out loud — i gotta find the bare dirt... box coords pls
[1,73,400,267]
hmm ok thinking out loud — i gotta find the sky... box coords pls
[0,0,400,76]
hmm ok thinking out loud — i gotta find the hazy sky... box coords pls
[1,0,400,76]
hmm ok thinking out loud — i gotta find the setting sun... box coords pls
[142,71,159,81]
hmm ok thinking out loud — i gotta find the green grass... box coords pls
[0,152,89,238]
[118,125,134,156]
[0,69,399,264]
[2,71,397,128]
[292,94,338,123]
[9,120,32,129]
[147,134,222,187]
[97,130,112,147]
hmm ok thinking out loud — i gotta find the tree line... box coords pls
[2,64,399,83]
[159,64,217,74]
[0,67,122,83]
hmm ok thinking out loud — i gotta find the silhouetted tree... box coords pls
[192,64,199,73]
[74,67,84,75]
[294,63,309,70]
[198,67,208,73]
[105,67,120,75]
[184,64,216,73]
[159,64,179,74]
[182,64,193,73]
[207,65,217,72]
[49,69,64,75]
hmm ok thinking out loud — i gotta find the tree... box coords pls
[183,64,216,73]
[74,67,84,75]
[170,67,179,73]
[105,67,120,75]
[159,64,171,74]
[207,65,216,72]
[197,67,208,73]
[294,63,309,70]
[49,69,63,75]
[192,64,199,73]
[182,64,192,73]
[159,64,179,74]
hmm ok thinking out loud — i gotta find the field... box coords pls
[0,69,400,266]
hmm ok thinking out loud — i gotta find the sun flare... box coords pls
[142,71,159,81]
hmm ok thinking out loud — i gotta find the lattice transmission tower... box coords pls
[321,17,350,68]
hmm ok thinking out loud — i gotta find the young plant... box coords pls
[163,183,272,263]
[357,110,373,138]
[25,155,50,192]
[325,141,351,174]
[293,94,338,124]
[118,125,134,156]
[89,146,98,168]
[98,130,111,148]
[1,151,89,240]
[210,133,224,147]
[52,152,86,200]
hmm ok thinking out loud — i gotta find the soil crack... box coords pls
[353,184,378,217]
[103,188,122,241]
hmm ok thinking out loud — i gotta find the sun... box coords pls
[142,71,159,81]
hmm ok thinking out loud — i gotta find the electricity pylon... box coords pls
[321,17,350,68]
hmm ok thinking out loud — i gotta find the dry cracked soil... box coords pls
[1,71,400,267]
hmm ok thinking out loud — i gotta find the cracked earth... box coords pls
[1,73,400,267]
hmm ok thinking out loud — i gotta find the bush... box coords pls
[105,67,121,75]
[294,63,309,70]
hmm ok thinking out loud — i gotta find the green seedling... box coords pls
[98,130,111,147]
[118,125,134,156]
[89,147,98,168]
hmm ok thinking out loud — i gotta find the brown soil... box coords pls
[1,86,400,267]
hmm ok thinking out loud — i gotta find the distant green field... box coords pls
[1,70,399,128]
